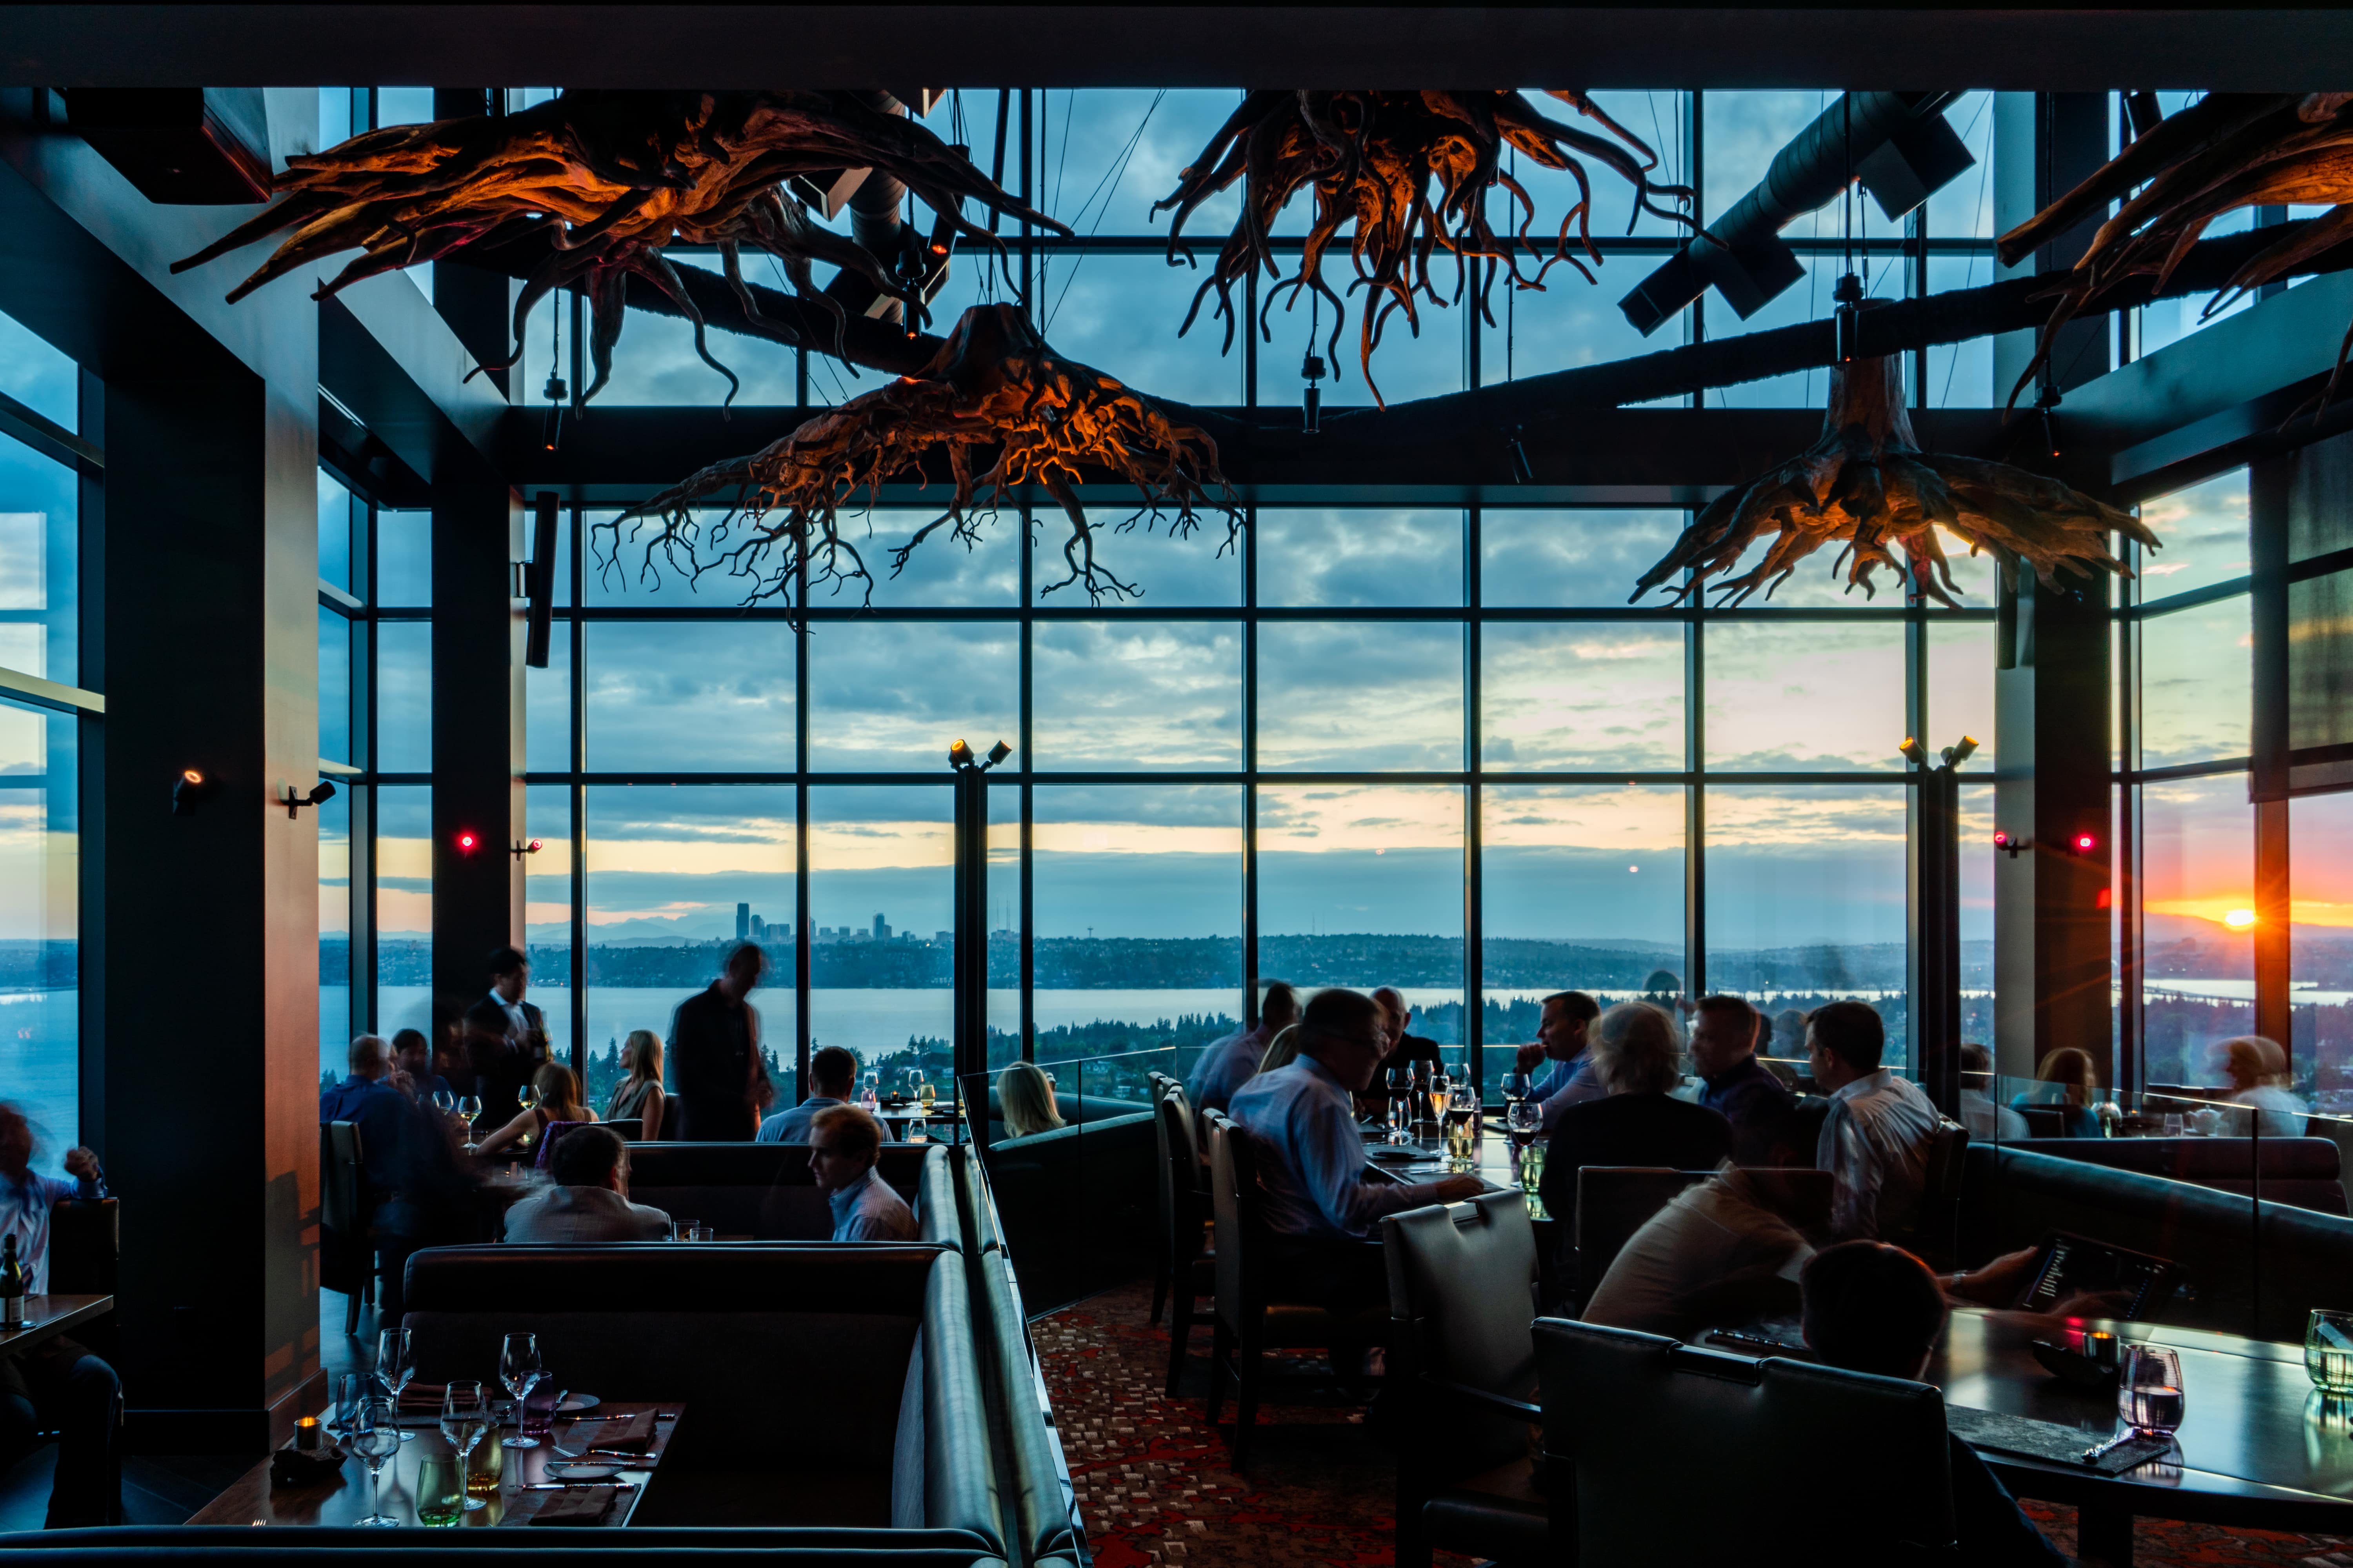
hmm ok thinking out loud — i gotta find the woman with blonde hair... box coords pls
[604,1030,667,1141]
[1257,1023,1302,1076]
[2214,1035,2308,1136]
[2008,1046,2100,1138]
[997,1060,1066,1139]
[476,1060,596,1157]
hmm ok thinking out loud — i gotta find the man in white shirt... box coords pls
[810,1105,919,1242]
[1186,983,1299,1116]
[758,1045,857,1143]
[1513,990,1606,1132]
[0,1102,120,1526]
[502,1125,674,1242]
[1580,1165,1816,1338]
[1808,1002,1942,1241]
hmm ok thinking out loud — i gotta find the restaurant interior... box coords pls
[5,7,2353,1566]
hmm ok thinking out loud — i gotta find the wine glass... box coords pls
[516,1083,540,1116]
[917,1074,937,1111]
[499,1332,543,1448]
[350,1398,403,1527]
[439,1382,492,1510]
[2120,1345,2186,1437]
[1383,1066,1415,1145]
[456,1095,483,1153]
[1500,1070,1531,1105]
[430,1087,455,1117]
[1507,1097,1543,1148]
[1425,1070,1452,1145]
[859,1072,880,1109]
[375,1327,416,1441]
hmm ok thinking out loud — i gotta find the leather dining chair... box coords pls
[1910,1119,1971,1270]
[1383,1189,1549,1568]
[1144,1071,1181,1321]
[1153,1086,1216,1395]
[1201,1111,1389,1471]
[320,1120,376,1335]
[1537,1317,1960,1567]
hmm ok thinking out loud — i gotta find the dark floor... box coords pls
[0,1290,376,1535]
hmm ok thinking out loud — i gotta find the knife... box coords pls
[2079,1430,2142,1466]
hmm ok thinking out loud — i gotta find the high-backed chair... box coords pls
[320,1121,375,1334]
[1201,1112,1389,1470]
[1910,1119,1971,1268]
[1153,1088,1216,1394]
[1538,1318,1957,1566]
[1144,1071,1180,1321]
[1384,1190,1548,1568]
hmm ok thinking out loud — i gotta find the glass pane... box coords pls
[1959,783,1996,1045]
[2140,773,2254,1086]
[1314,293,1465,410]
[318,787,352,1081]
[2138,469,2249,601]
[1482,265,1679,398]
[0,437,78,689]
[1924,257,1995,407]
[1482,509,1688,609]
[378,508,431,607]
[1027,254,1247,407]
[1704,620,1906,772]
[1927,620,1996,772]
[1257,509,1462,608]
[2291,791,2353,1108]
[376,785,433,1045]
[1257,622,1463,772]
[1482,784,1686,1080]
[587,508,784,608]
[1706,785,1911,1068]
[2140,593,2251,768]
[1031,621,1241,771]
[583,620,794,772]
[584,785,797,1103]
[0,305,77,428]
[523,783,574,1074]
[526,621,572,775]
[807,785,948,1074]
[1703,91,1904,245]
[1030,785,1244,1071]
[1038,89,1248,237]
[1708,256,1907,411]
[318,87,352,150]
[377,620,433,771]
[0,695,77,1165]
[317,607,353,766]
[1481,623,1684,771]
[817,507,1018,609]
[317,470,353,596]
[1924,92,1996,240]
[584,251,801,405]
[1258,784,1466,1049]
[807,621,1017,772]
[1030,511,1240,607]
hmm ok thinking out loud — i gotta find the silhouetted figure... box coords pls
[462,947,547,1128]
[670,943,767,1141]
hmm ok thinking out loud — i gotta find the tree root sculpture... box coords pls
[1998,91,2353,413]
[1632,349,2156,608]
[172,91,1069,405]
[605,303,1239,607]
[1154,91,1691,406]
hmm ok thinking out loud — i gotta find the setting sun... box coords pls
[2223,908,2257,929]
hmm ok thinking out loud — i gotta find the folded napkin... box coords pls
[593,1412,656,1452]
[398,1383,448,1410]
[510,1485,620,1526]
[1946,1405,2174,1476]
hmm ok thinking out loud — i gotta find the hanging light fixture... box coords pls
[541,294,569,453]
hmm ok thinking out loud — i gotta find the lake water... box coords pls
[0,989,78,1166]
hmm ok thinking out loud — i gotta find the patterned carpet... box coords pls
[1033,1279,2353,1568]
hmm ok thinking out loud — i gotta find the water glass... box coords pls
[375,1327,416,1441]
[350,1399,403,1527]
[439,1382,492,1510]
[2119,1344,2186,1435]
[499,1332,542,1448]
[2308,1310,2353,1392]
[326,1372,362,1437]
[520,1377,563,1442]
[415,1456,466,1526]
[905,1115,930,1143]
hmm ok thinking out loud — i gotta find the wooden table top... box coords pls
[190,1400,681,1528]
[0,1294,113,1358]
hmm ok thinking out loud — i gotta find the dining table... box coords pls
[0,1294,114,1361]
[189,1399,683,1528]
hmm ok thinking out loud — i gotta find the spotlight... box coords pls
[171,767,216,817]
[1898,736,1927,765]
[948,738,974,768]
[986,740,1012,767]
[1994,830,2029,859]
[1300,347,1325,435]
[455,830,479,855]
[510,838,545,861]
[281,779,336,820]
[1943,735,1979,767]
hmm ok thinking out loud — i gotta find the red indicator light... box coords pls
[527,839,544,852]
[1993,831,2011,847]
[2075,833,2098,852]
[456,832,478,852]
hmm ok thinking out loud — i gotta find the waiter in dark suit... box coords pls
[670,942,769,1141]
[462,947,547,1128]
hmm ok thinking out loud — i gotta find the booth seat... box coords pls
[971,1229,1083,1566]
[1958,1144,2353,1343]
[981,1112,1157,1273]
[0,1530,1012,1566]
[978,1087,1159,1151]
[612,1141,958,1246]
[1994,1136,2346,1214]
[400,1243,1000,1544]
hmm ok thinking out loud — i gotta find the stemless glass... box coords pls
[351,1399,403,1527]
[375,1327,417,1441]
[2120,1344,2186,1435]
[456,1095,484,1152]
[917,1074,937,1111]
[326,1372,362,1437]
[499,1332,543,1447]
[415,1455,465,1527]
[1446,1084,1479,1172]
[2308,1310,2353,1392]
[439,1382,492,1510]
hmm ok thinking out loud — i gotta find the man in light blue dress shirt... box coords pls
[810,1105,918,1241]
[1185,983,1299,1115]
[758,1045,858,1143]
[0,1102,120,1526]
[1515,991,1606,1132]
[1226,989,1482,1306]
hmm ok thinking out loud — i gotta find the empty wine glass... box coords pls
[375,1326,416,1441]
[439,1382,492,1511]
[456,1095,484,1153]
[499,1332,543,1448]
[1384,1065,1415,1144]
[1500,1070,1531,1104]
[2120,1344,2186,1436]
[350,1398,403,1527]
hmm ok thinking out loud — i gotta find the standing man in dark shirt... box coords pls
[1688,994,1798,1165]
[671,942,767,1141]
[462,947,547,1128]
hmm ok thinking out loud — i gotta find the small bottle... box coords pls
[1,1234,25,1326]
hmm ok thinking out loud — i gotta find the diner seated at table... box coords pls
[0,1101,122,1528]
[1258,1023,1303,1075]
[1580,1163,1816,1338]
[1354,986,1446,1116]
[1187,982,1300,1115]
[999,1061,1067,1139]
[474,1061,596,1161]
[1800,1241,2069,1567]
[1809,1001,1942,1241]
[2214,1035,2309,1136]
[1688,994,1800,1165]
[1515,990,1607,1133]
[2008,1047,2103,1138]
[758,1044,856,1143]
[318,1033,411,1191]
[1537,1003,1733,1232]
[1958,1043,2029,1142]
[388,1028,449,1104]
[501,1124,673,1242]
[602,1029,669,1141]
[809,1105,919,1241]
[1228,988,1482,1308]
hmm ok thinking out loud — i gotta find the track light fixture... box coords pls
[281,779,336,820]
[947,737,1012,774]
[511,838,544,861]
[171,767,216,816]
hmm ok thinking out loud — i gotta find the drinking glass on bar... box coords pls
[2308,1310,2353,1392]
[2119,1344,2186,1436]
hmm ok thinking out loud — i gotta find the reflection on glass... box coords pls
[2141,772,2254,1085]
[1482,623,1684,771]
[1257,622,1462,771]
[806,786,948,1079]
[0,696,77,1159]
[523,783,573,1072]
[1031,622,1241,771]
[1706,785,1909,1066]
[2140,594,2250,768]
[377,509,432,608]
[1704,621,1905,771]
[0,307,77,427]
[377,620,431,771]
[584,621,793,772]
[1481,510,1687,609]
[1922,93,1996,240]
[2138,469,2249,601]
[0,431,79,689]
[2291,791,2353,1108]
[808,621,1017,772]
[525,621,571,774]
[1958,784,1995,1044]
[376,785,433,1051]
[1258,509,1462,607]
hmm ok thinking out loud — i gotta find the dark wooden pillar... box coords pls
[2250,457,2293,1050]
